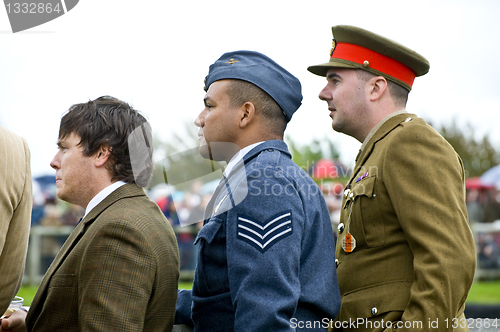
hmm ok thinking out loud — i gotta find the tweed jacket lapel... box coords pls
[28,218,86,315]
[29,183,146,313]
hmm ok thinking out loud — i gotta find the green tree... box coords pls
[428,120,500,178]
[285,135,348,182]
[286,136,323,170]
[151,123,349,189]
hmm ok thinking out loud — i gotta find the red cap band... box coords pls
[332,42,416,87]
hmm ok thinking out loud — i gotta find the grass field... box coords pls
[16,281,500,306]
[466,281,500,303]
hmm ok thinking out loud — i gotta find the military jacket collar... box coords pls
[243,139,291,165]
[203,140,291,220]
[223,140,291,180]
[360,110,408,152]
[354,113,417,177]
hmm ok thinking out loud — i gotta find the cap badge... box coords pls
[330,39,337,57]
[225,58,239,64]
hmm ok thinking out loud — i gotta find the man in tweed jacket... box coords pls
[2,96,179,332]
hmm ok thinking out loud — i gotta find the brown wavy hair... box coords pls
[58,96,154,187]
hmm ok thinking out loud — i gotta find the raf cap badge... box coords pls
[225,58,239,64]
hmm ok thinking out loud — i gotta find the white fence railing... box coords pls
[24,225,197,286]
[471,220,500,280]
[24,222,500,286]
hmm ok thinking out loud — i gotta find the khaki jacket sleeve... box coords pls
[383,124,475,331]
[0,133,32,313]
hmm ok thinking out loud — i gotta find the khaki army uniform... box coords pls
[308,25,477,332]
[334,112,476,331]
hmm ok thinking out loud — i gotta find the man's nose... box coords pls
[195,110,205,128]
[50,153,60,170]
[318,85,331,101]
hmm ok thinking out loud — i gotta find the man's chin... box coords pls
[56,189,76,206]
[55,189,67,203]
[331,121,343,133]
[198,142,240,162]
[198,145,212,160]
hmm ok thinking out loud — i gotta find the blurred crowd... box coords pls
[29,175,500,273]
[467,187,500,270]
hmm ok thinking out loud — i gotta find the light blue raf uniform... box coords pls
[176,51,341,331]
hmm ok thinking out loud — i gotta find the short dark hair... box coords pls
[59,96,154,187]
[225,79,288,136]
[356,70,409,108]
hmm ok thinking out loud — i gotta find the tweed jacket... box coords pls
[176,140,340,331]
[26,183,179,331]
[334,113,476,332]
[0,126,32,314]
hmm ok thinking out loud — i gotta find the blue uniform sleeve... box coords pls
[226,165,304,331]
[175,289,194,327]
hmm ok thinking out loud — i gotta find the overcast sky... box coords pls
[1,0,499,178]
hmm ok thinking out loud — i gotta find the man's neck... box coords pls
[224,141,264,177]
[83,181,128,217]
[360,109,407,149]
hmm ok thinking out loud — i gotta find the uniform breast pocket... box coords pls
[349,176,386,248]
[195,218,223,246]
[194,217,228,294]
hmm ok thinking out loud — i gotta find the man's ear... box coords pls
[94,145,112,167]
[239,101,256,128]
[369,76,388,101]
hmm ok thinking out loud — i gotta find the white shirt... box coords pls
[84,181,127,218]
[223,142,264,178]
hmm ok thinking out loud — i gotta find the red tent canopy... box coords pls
[313,159,339,179]
[465,177,494,190]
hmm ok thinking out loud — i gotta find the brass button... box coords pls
[371,307,378,316]
[335,259,339,268]
[337,223,345,234]
[363,60,370,68]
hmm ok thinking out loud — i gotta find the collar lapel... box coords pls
[29,184,145,311]
[202,140,291,221]
[28,217,87,316]
[351,113,416,181]
[203,175,229,220]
